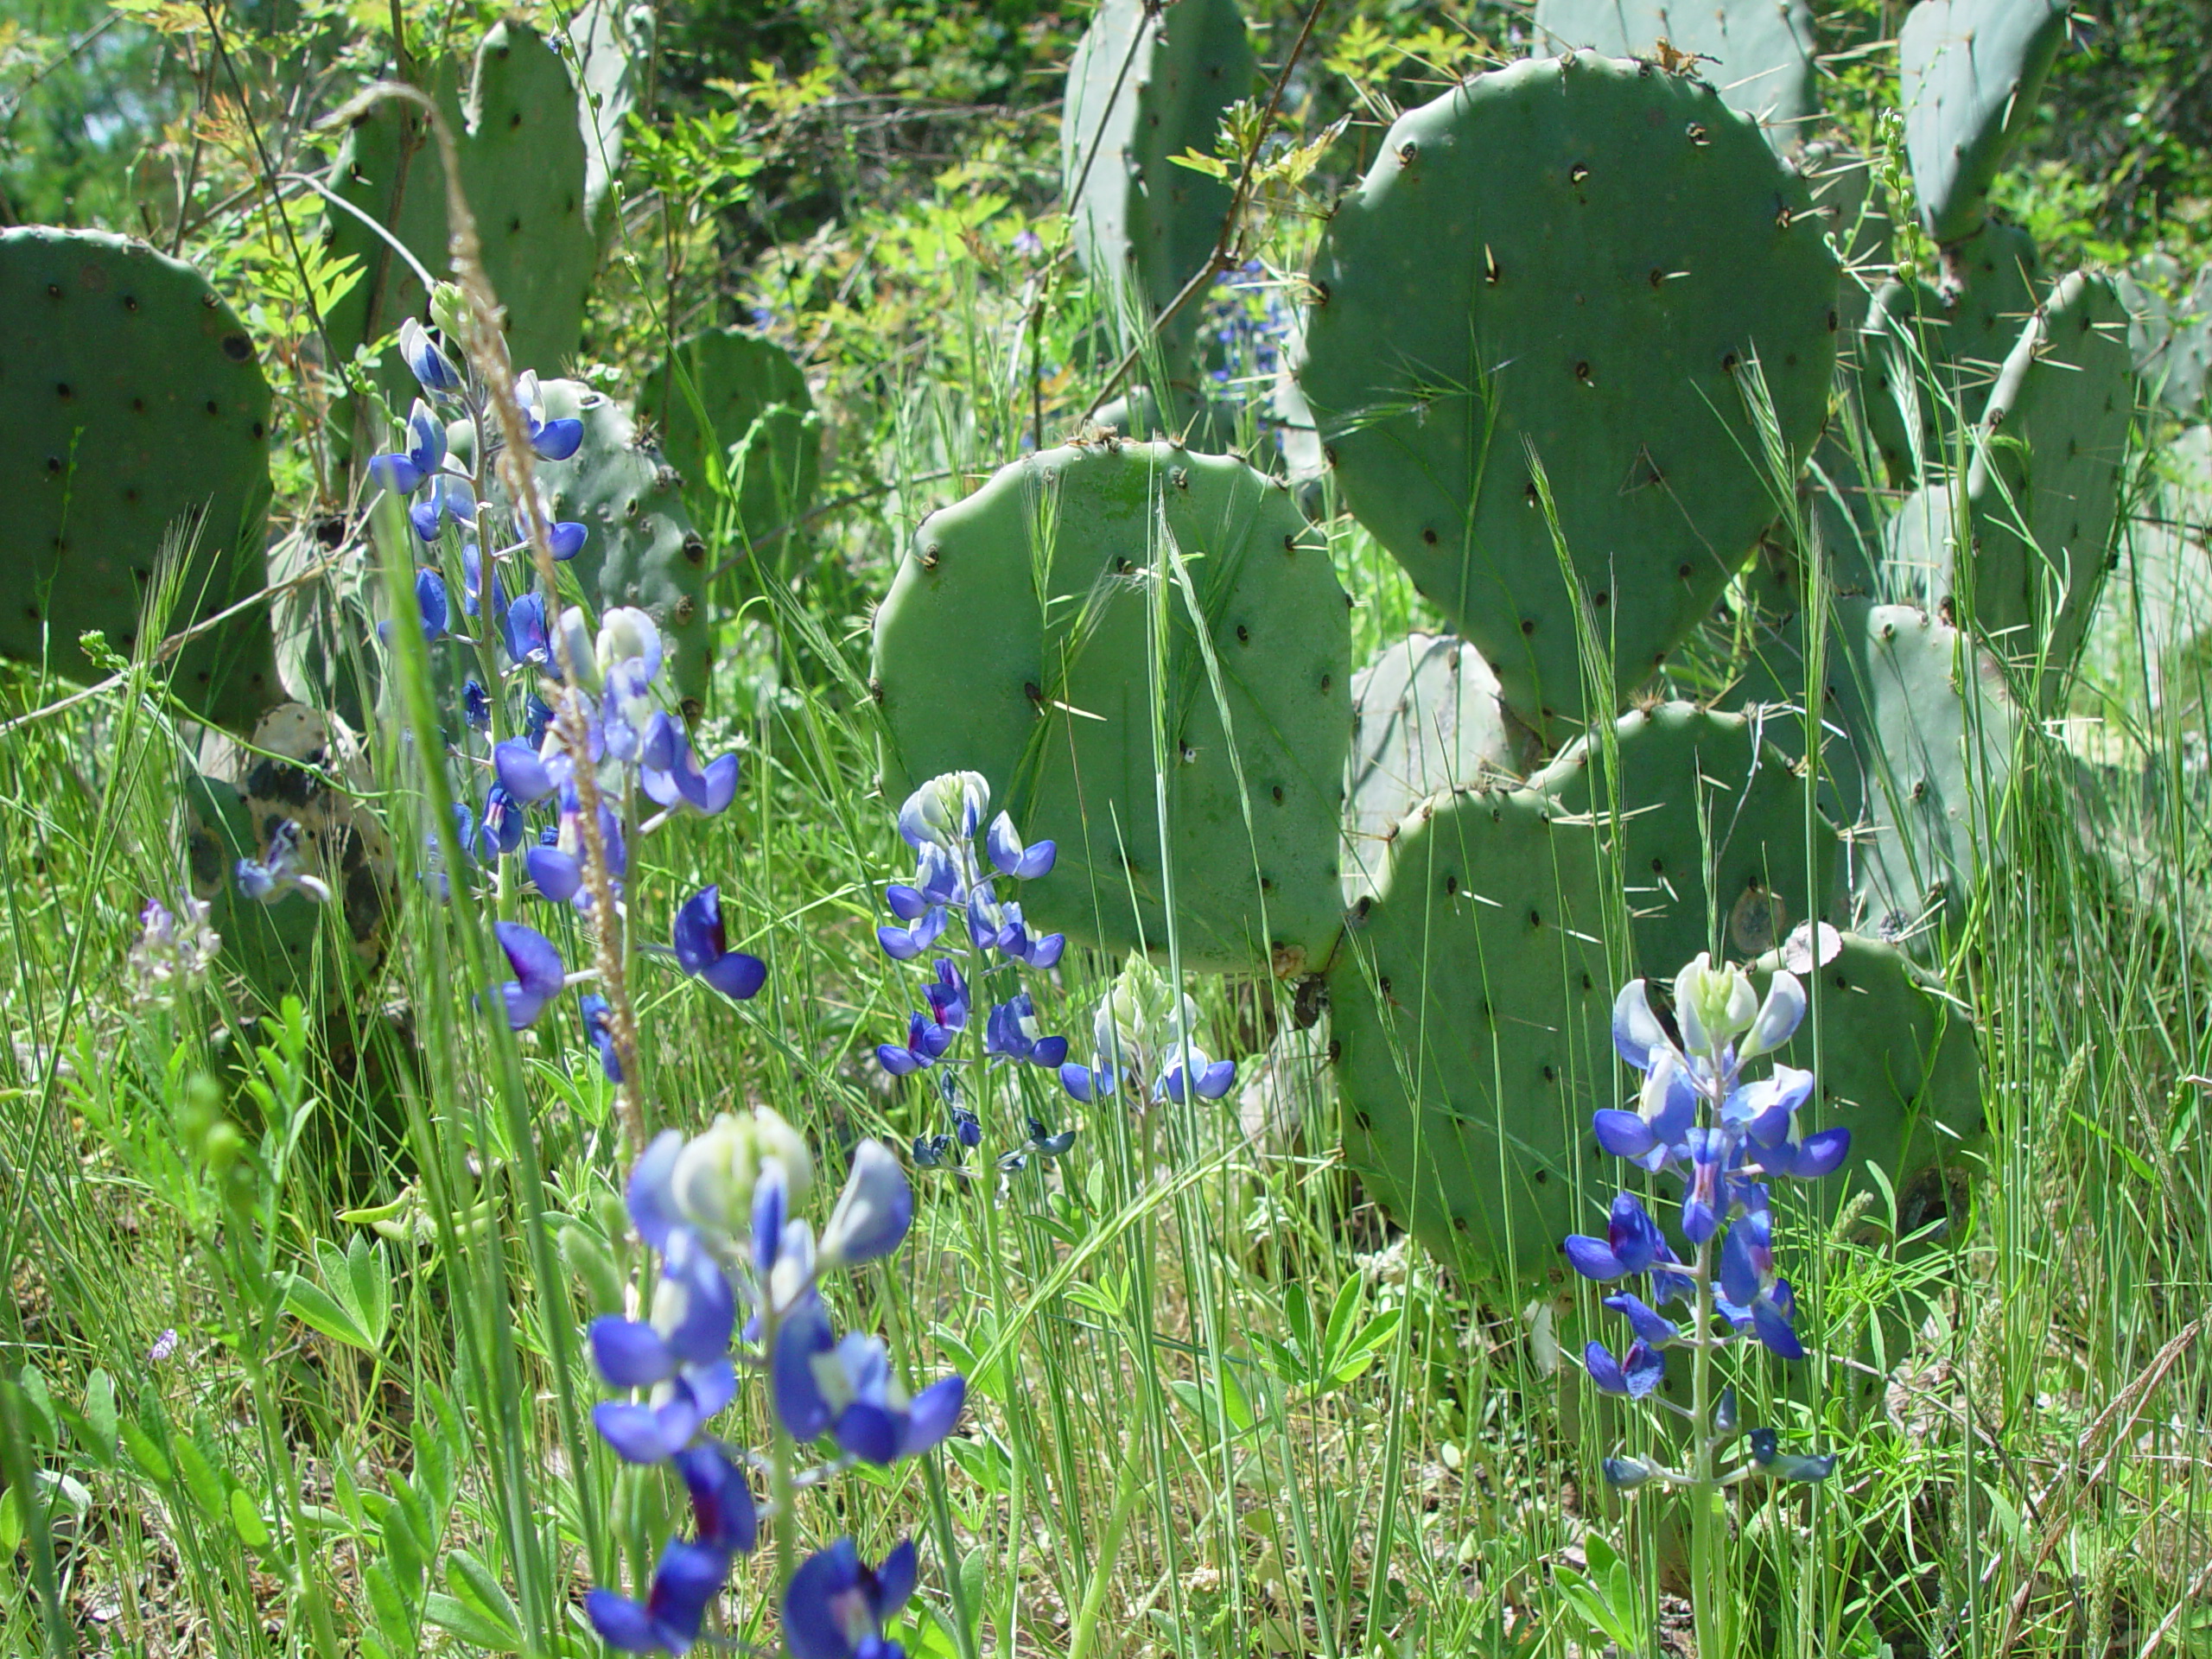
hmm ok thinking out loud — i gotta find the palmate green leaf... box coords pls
[364,1559,418,1656]
[424,1586,524,1652]
[444,1551,524,1646]
[346,1233,392,1349]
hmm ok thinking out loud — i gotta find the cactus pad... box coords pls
[1293,54,1839,734]
[569,0,650,245]
[2116,255,2212,419]
[1860,218,2043,486]
[1898,0,2069,245]
[1825,600,2020,943]
[1884,272,2133,704]
[1345,634,1514,896]
[1061,0,1252,359]
[871,439,1349,973]
[1536,700,1840,972]
[1531,0,1819,134]
[533,381,714,715]
[0,227,281,729]
[1328,785,1616,1287]
[647,329,820,547]
[325,22,594,378]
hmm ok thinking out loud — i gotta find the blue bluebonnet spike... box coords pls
[817,1141,913,1269]
[670,1441,757,1556]
[585,1536,730,1655]
[985,810,1055,879]
[671,887,767,1001]
[1584,1338,1664,1399]
[398,317,461,395]
[1563,1192,1667,1281]
[493,920,564,1027]
[783,1538,918,1659]
[461,677,491,730]
[581,993,621,1081]
[899,772,989,851]
[983,994,1068,1068]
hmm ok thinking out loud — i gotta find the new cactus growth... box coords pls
[871,440,1349,973]
[1884,272,2134,707]
[646,328,821,550]
[1898,0,2069,246]
[1329,785,1616,1286]
[1536,701,1840,976]
[1061,0,1253,362]
[1294,55,1840,734]
[1345,634,1513,896]
[0,227,282,730]
[531,381,715,715]
[1860,219,2044,486]
[325,22,595,382]
[1532,0,1819,135]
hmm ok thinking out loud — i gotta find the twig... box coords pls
[1078,0,1329,423]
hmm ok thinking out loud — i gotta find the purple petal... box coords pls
[1060,1063,1096,1103]
[1592,1109,1658,1160]
[1621,1340,1666,1399]
[1562,1235,1626,1281]
[589,1317,676,1389]
[531,416,584,461]
[585,1590,659,1652]
[496,920,563,1001]
[834,1400,903,1465]
[526,844,582,903]
[702,951,767,1001]
[1032,1035,1071,1069]
[672,887,725,976]
[1785,1126,1850,1179]
[1751,1297,1806,1360]
[886,885,927,922]
[1584,1340,1628,1394]
[899,1374,966,1457]
[784,1541,863,1659]
[549,521,588,560]
[877,1045,923,1077]
[873,1540,918,1622]
[1196,1058,1236,1098]
[367,453,424,495]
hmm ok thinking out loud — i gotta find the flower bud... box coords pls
[429,281,467,337]
[897,772,990,850]
[596,607,663,682]
[1675,951,1759,1058]
[751,1107,814,1211]
[670,1114,759,1237]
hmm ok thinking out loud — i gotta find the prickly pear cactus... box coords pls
[0,227,282,730]
[568,0,650,245]
[1536,701,1840,973]
[324,22,594,380]
[1061,0,1253,359]
[1330,785,1615,1286]
[871,439,1349,973]
[1798,141,1893,335]
[1885,272,2134,705]
[2116,254,2212,418]
[1531,0,1819,134]
[1094,383,1241,453]
[1294,54,1839,734]
[646,328,821,548]
[532,380,714,715]
[1825,600,2020,944]
[190,705,394,1006]
[1754,930,1984,1232]
[1898,0,2069,245]
[1860,219,2043,486]
[1345,634,1514,896]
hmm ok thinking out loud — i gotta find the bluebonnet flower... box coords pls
[128,894,219,1007]
[475,784,524,860]
[461,677,491,731]
[547,518,588,560]
[1568,951,1841,1507]
[1059,954,1237,1107]
[586,1536,732,1655]
[640,712,739,817]
[983,993,1067,1068]
[783,1538,917,1659]
[772,1304,964,1465]
[672,887,767,1001]
[581,993,621,1082]
[493,919,563,1028]
[398,316,461,394]
[366,399,446,496]
[502,591,550,666]
[493,738,556,803]
[591,1226,740,1462]
[410,474,476,546]
[235,819,331,905]
[515,371,584,460]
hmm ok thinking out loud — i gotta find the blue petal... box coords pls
[496,920,563,1001]
[672,1441,758,1556]
[772,1302,836,1443]
[985,811,1026,877]
[885,885,927,922]
[1592,1109,1658,1160]
[876,924,925,962]
[1031,931,1066,969]
[585,1588,659,1652]
[1751,1297,1806,1359]
[835,1400,903,1465]
[1031,1035,1070,1068]
[672,887,725,976]
[366,453,424,495]
[876,1045,923,1077]
[1719,1221,1763,1310]
[590,1317,677,1388]
[593,1400,686,1464]
[531,416,585,461]
[872,1539,918,1623]
[1563,1235,1626,1281]
[1584,1340,1628,1395]
[549,520,588,561]
[899,1374,966,1457]
[1784,1126,1849,1179]
[702,951,767,1001]
[784,1541,864,1659]
[627,1130,687,1250]
[526,844,582,903]
[1196,1058,1236,1099]
[818,1141,912,1268]
[1602,1292,1678,1348]
[643,1537,731,1653]
[1621,1340,1666,1399]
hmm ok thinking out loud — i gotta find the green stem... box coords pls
[763,1306,798,1599]
[1066,1440,1147,1659]
[1688,1234,1721,1659]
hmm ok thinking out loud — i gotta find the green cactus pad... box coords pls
[1860,218,2043,486]
[871,439,1349,973]
[1328,785,1616,1288]
[1536,700,1840,973]
[533,381,714,715]
[325,22,594,378]
[1899,0,2069,245]
[646,328,820,548]
[1531,0,1819,135]
[1061,0,1252,359]
[1095,383,1241,454]
[1884,271,2134,705]
[0,227,281,730]
[1754,930,1984,1230]
[1293,54,1839,734]
[1825,599,2020,943]
[1345,634,1515,897]
[2116,254,2212,419]
[569,0,649,245]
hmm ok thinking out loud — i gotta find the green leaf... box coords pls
[424,1590,524,1651]
[364,1560,417,1655]
[1320,1276,1362,1371]
[15,1364,57,1452]
[170,1433,229,1524]
[0,1485,22,1554]
[119,1419,170,1484]
[81,1370,118,1467]
[559,1219,626,1317]
[346,1234,392,1349]
[228,1485,271,1548]
[1326,1309,1402,1387]
[282,1272,375,1352]
[444,1550,522,1643]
